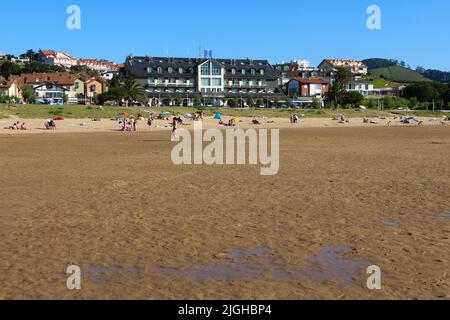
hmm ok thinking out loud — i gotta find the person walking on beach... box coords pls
[171,117,180,142]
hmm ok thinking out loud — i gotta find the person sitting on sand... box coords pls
[339,114,349,124]
[4,121,19,130]
[20,122,28,130]
[252,119,261,125]
[45,119,56,130]
[363,117,369,124]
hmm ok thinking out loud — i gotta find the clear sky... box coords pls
[1,0,449,70]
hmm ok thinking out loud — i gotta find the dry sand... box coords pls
[0,115,448,135]
[0,123,449,300]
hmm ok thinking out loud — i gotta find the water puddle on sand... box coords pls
[82,266,142,285]
[439,212,450,219]
[154,246,370,287]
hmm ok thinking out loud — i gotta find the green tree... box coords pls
[273,97,280,108]
[174,94,182,106]
[246,95,255,108]
[123,79,147,104]
[0,61,22,78]
[256,98,264,107]
[408,97,418,109]
[341,91,364,108]
[327,67,353,107]
[228,98,238,108]
[367,99,377,109]
[194,95,202,106]
[22,84,36,103]
[312,97,321,109]
[402,82,439,102]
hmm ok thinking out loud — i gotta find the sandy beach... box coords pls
[0,122,449,300]
[1,115,448,135]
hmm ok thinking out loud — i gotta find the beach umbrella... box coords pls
[214,114,222,120]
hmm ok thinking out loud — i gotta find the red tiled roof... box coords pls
[290,77,328,85]
[20,73,77,85]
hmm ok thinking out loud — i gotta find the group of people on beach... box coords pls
[4,121,28,130]
[290,114,300,124]
[119,117,138,132]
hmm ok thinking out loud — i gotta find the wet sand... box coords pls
[0,126,449,300]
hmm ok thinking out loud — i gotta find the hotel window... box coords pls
[201,78,211,86]
[90,85,96,92]
[147,78,154,84]
[189,68,195,74]
[169,78,176,83]
[231,68,237,75]
[212,63,221,75]
[260,69,265,76]
[179,68,184,74]
[168,67,174,73]
[251,69,256,75]
[158,67,163,73]
[212,78,222,86]
[241,69,246,75]
[232,89,238,93]
[74,82,79,90]
[147,67,153,73]
[201,63,210,75]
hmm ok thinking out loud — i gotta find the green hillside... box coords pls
[370,66,430,83]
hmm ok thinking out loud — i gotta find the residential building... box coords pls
[75,74,110,103]
[318,59,368,77]
[124,56,285,107]
[286,77,329,107]
[78,59,121,73]
[21,73,79,103]
[346,80,375,97]
[0,77,23,99]
[39,50,78,68]
[101,70,120,81]
[0,52,7,60]
[274,59,316,84]
[287,77,329,97]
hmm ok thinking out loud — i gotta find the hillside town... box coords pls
[0,49,449,110]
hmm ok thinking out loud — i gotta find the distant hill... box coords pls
[369,66,430,83]
[418,68,450,83]
[363,58,397,70]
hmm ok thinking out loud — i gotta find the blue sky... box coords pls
[1,0,449,70]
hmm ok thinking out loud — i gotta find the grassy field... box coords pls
[0,104,447,120]
[365,77,402,89]
[370,66,430,83]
